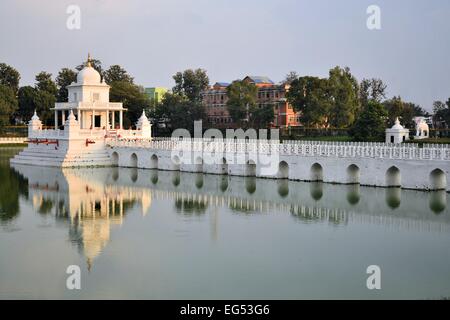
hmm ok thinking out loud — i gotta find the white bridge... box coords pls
[107,138,450,192]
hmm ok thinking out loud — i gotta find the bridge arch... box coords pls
[245,160,256,177]
[386,166,401,187]
[430,168,446,190]
[310,163,323,181]
[278,161,289,179]
[130,153,138,168]
[111,152,119,166]
[346,164,360,184]
[150,154,158,169]
[195,156,203,172]
[221,157,228,175]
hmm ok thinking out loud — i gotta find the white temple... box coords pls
[11,54,152,167]
[385,117,410,144]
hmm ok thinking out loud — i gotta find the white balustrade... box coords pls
[106,137,450,161]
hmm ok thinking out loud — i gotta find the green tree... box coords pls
[359,78,387,106]
[151,92,206,133]
[33,90,55,126]
[55,68,77,102]
[327,66,359,128]
[172,69,209,104]
[0,63,20,94]
[226,80,258,127]
[109,81,151,126]
[383,96,424,128]
[250,104,274,129]
[104,65,134,84]
[284,71,299,84]
[286,76,331,127]
[18,86,37,122]
[35,72,57,96]
[0,84,18,126]
[383,96,403,124]
[433,99,450,128]
[349,101,387,141]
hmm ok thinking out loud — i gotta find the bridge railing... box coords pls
[107,138,450,161]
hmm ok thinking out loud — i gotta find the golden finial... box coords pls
[86,53,92,67]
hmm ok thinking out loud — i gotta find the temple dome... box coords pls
[391,117,404,130]
[77,65,101,84]
[76,53,101,84]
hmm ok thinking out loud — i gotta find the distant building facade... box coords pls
[201,76,301,128]
[145,87,168,106]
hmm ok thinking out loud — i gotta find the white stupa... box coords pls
[385,117,410,144]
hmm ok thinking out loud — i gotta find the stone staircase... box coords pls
[10,146,113,167]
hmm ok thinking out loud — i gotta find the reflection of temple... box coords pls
[10,164,450,269]
[12,165,151,270]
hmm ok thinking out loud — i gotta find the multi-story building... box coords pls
[144,87,168,106]
[202,76,301,128]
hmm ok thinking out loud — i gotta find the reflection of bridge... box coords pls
[11,165,450,269]
[108,138,450,191]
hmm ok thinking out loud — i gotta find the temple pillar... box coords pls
[62,111,65,125]
[112,111,115,129]
[54,110,58,129]
[92,109,95,129]
[119,111,123,129]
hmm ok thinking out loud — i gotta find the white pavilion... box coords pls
[54,53,125,131]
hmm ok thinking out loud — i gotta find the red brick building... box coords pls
[202,76,301,128]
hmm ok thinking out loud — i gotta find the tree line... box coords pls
[1,60,449,141]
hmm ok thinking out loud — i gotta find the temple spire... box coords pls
[86,53,92,67]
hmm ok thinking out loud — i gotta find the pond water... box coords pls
[0,147,449,299]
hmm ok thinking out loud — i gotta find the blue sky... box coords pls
[1,0,449,110]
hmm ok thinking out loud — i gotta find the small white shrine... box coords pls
[414,117,430,140]
[11,54,152,167]
[385,117,410,144]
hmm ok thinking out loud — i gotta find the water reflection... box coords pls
[4,162,450,272]
[277,180,289,198]
[219,176,228,192]
[150,169,158,185]
[346,184,360,205]
[172,171,180,187]
[386,188,401,209]
[429,191,447,214]
[310,182,323,201]
[0,149,28,225]
[245,177,256,194]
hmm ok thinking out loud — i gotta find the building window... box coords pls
[93,93,100,101]
[73,92,77,101]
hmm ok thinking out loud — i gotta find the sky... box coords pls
[0,0,449,111]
